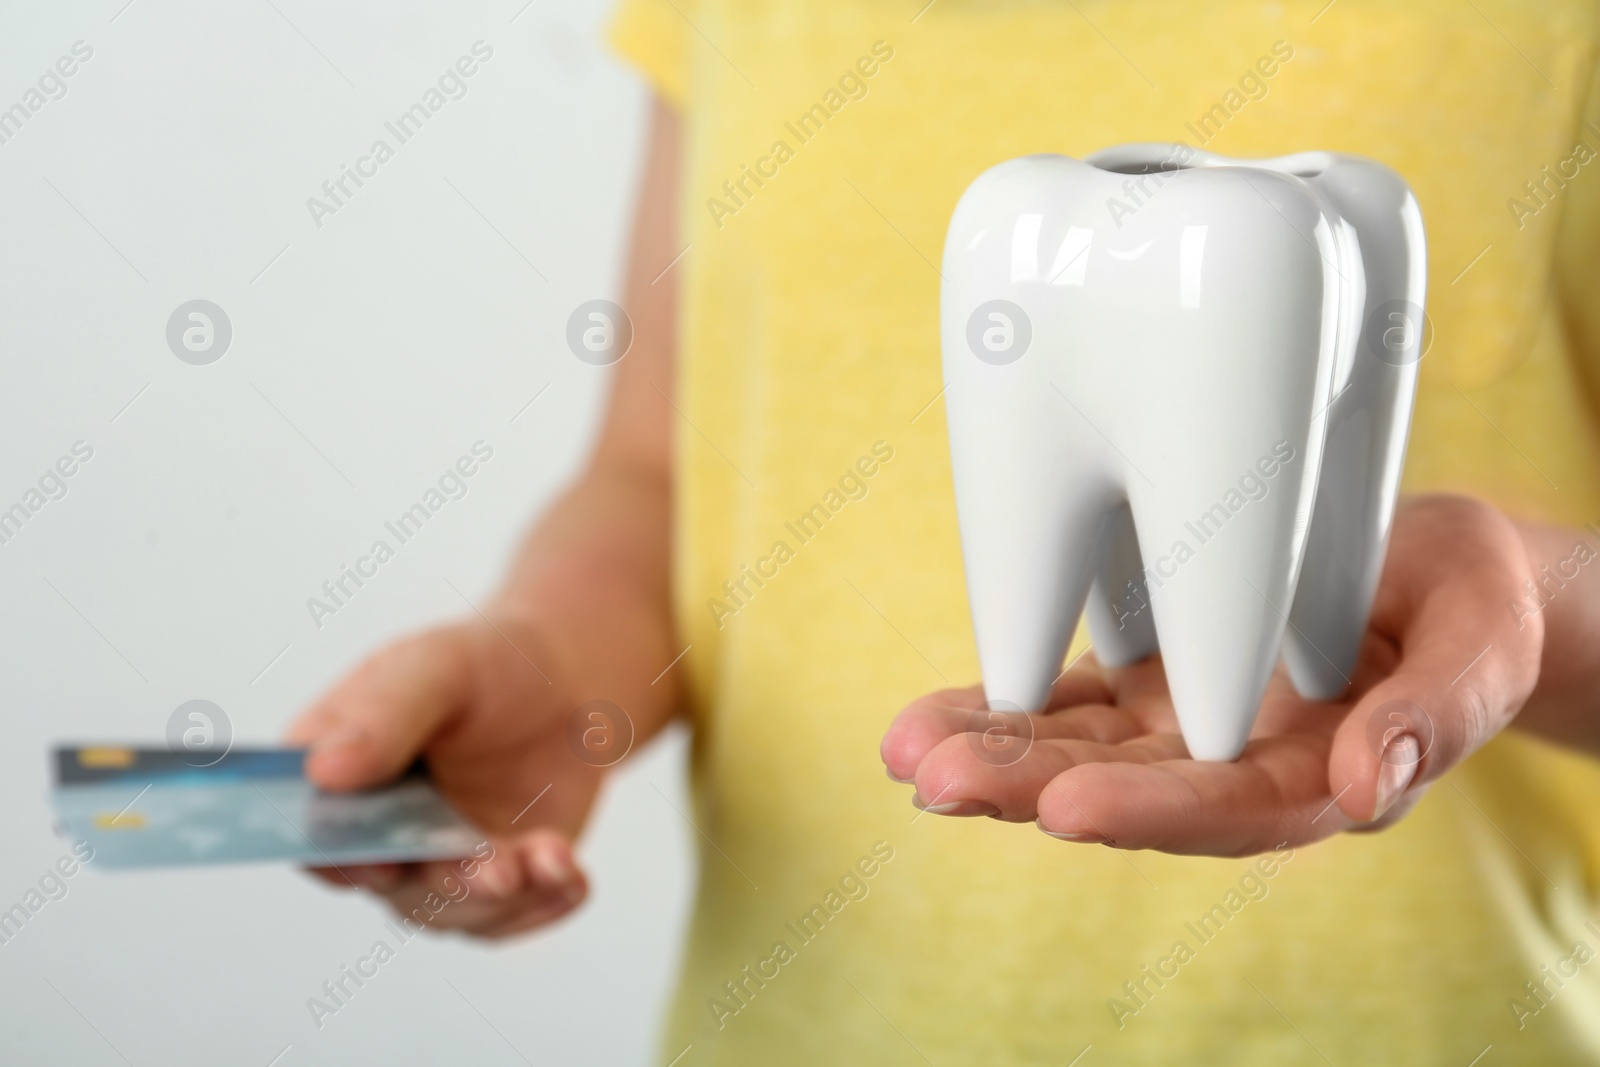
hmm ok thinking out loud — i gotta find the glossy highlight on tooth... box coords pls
[942,144,1426,761]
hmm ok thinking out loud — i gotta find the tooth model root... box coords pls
[942,146,1424,762]
[1284,163,1424,701]
[1084,503,1158,669]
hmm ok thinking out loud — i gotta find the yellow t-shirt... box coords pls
[609,2,1600,1063]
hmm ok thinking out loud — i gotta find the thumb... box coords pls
[1330,564,1539,825]
[286,627,474,791]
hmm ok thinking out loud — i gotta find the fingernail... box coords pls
[1373,733,1420,819]
[530,840,576,889]
[885,767,913,785]
[1037,821,1107,844]
[911,795,998,818]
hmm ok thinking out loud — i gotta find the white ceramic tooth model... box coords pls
[942,144,1426,761]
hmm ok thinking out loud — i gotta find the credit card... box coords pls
[51,746,483,869]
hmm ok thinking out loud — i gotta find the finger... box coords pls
[1344,783,1431,834]
[887,700,1134,791]
[290,628,474,791]
[1328,633,1524,823]
[913,727,1185,821]
[305,862,406,892]
[1036,733,1337,855]
[375,831,586,937]
[881,687,985,783]
[880,664,1114,781]
[474,887,590,939]
[1329,512,1538,822]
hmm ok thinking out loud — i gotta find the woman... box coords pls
[291,1,1600,1061]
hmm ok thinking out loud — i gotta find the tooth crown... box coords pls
[942,145,1425,761]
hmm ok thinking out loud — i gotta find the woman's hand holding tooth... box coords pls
[882,495,1600,856]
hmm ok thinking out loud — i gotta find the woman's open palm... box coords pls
[881,495,1543,856]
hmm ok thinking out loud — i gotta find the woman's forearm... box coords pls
[491,460,678,732]
[490,96,684,738]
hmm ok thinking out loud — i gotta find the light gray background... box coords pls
[0,1,694,1064]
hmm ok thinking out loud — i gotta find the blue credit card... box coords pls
[51,746,483,869]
